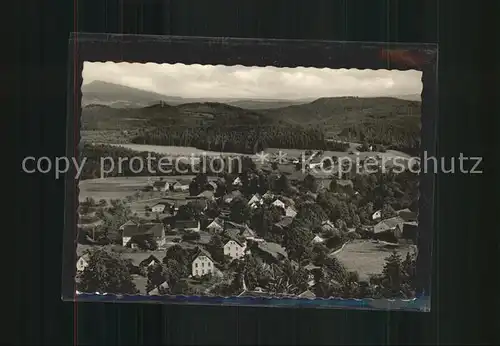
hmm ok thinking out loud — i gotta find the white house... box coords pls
[76,254,89,272]
[122,223,166,248]
[285,206,297,218]
[248,194,263,208]
[173,184,189,192]
[151,203,169,213]
[224,239,247,260]
[206,218,224,232]
[232,176,242,186]
[272,199,286,209]
[191,249,215,277]
[372,210,382,220]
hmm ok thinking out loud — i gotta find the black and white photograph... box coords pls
[74,60,426,305]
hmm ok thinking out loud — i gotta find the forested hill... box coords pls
[82,96,421,154]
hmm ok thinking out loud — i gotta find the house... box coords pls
[232,176,242,186]
[373,216,405,241]
[119,220,137,231]
[248,194,263,208]
[285,206,297,218]
[121,223,166,248]
[175,219,201,232]
[151,202,173,213]
[173,184,189,192]
[152,180,168,192]
[206,218,224,232]
[298,290,316,299]
[241,225,256,238]
[396,208,418,222]
[147,281,169,296]
[372,210,382,220]
[76,254,89,272]
[224,238,247,260]
[139,254,161,268]
[311,235,325,244]
[191,248,215,277]
[271,199,286,209]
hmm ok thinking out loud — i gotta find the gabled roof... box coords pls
[192,247,214,262]
[139,254,161,267]
[298,290,316,299]
[207,218,224,229]
[224,236,245,248]
[374,216,405,233]
[396,208,418,221]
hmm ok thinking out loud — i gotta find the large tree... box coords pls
[78,249,138,294]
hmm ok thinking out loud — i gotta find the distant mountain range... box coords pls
[81,81,309,109]
[81,80,420,109]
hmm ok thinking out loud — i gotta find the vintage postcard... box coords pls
[62,35,437,311]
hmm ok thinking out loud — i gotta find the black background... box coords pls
[14,0,495,344]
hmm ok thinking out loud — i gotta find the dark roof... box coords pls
[139,255,161,266]
[192,247,214,262]
[223,230,245,247]
[153,181,167,187]
[397,208,418,222]
[374,216,405,233]
[122,223,164,237]
[175,219,199,229]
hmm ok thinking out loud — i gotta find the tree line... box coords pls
[131,125,349,154]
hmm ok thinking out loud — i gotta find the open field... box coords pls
[79,176,197,202]
[101,143,259,159]
[334,240,417,281]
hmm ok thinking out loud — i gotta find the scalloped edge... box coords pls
[68,292,430,312]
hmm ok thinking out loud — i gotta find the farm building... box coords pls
[121,223,166,248]
[175,219,200,232]
[373,216,405,242]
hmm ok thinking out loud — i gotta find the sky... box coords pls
[82,61,422,100]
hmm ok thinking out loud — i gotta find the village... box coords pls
[76,149,419,299]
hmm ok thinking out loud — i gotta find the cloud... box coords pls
[82,61,422,100]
